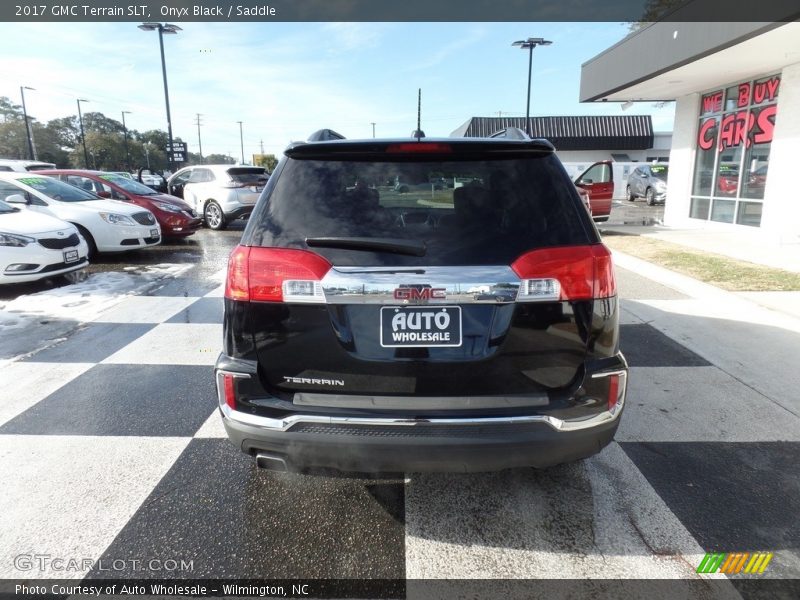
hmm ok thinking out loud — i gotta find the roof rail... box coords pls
[488,127,531,140]
[307,129,346,142]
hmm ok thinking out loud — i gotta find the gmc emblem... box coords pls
[393,287,446,301]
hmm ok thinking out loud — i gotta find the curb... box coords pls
[611,249,800,330]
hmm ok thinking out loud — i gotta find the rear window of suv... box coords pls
[250,154,591,266]
[228,168,268,185]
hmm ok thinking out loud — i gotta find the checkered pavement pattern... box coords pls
[1,266,798,581]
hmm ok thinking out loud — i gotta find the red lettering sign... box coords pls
[737,82,751,107]
[698,118,717,150]
[753,76,780,104]
[719,110,754,151]
[701,91,723,114]
[393,288,446,301]
[754,105,777,145]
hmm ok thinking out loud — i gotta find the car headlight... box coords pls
[0,232,35,247]
[99,212,136,226]
[654,181,667,191]
[158,204,184,213]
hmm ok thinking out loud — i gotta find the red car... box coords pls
[574,161,613,222]
[716,165,739,196]
[38,170,202,238]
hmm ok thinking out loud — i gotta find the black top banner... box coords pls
[2,0,800,22]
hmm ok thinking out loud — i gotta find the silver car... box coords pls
[626,163,668,205]
[167,165,268,230]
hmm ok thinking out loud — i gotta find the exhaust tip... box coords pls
[255,452,289,472]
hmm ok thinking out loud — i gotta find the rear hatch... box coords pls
[228,167,268,205]
[233,140,610,403]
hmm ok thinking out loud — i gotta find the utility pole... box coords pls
[237,121,244,164]
[121,111,132,170]
[259,139,264,154]
[77,98,90,169]
[20,87,37,160]
[194,113,203,163]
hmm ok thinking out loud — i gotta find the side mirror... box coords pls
[97,191,111,199]
[5,194,28,205]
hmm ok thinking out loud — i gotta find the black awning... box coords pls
[453,116,654,150]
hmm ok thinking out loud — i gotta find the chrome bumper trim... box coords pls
[219,402,621,434]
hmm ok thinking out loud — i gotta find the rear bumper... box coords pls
[221,408,621,473]
[214,354,627,473]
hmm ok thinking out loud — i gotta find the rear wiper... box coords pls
[305,237,426,257]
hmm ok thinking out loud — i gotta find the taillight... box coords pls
[224,245,331,303]
[223,373,236,409]
[511,245,616,302]
[606,371,626,414]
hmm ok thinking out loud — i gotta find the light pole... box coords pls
[144,143,151,169]
[511,37,553,134]
[237,121,244,164]
[138,22,181,174]
[371,122,376,138]
[77,98,90,168]
[20,86,37,160]
[121,111,132,170]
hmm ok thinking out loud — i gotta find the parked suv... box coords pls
[167,165,268,230]
[215,135,627,473]
[626,163,668,205]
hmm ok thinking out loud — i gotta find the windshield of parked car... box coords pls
[99,173,159,195]
[254,155,589,266]
[228,168,268,185]
[0,199,19,213]
[16,176,100,202]
[650,165,669,180]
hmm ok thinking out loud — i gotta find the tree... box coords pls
[205,153,235,165]
[82,112,124,135]
[627,0,685,31]
[253,153,278,172]
[0,97,23,122]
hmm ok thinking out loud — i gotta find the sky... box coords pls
[0,21,676,162]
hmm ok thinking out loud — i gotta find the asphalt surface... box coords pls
[1,209,799,593]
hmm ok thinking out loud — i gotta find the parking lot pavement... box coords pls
[1,240,799,583]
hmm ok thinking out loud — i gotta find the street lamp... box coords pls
[511,37,553,134]
[77,98,90,168]
[237,121,244,164]
[121,111,132,170]
[20,86,37,160]
[138,21,181,173]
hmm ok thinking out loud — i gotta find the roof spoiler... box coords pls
[307,129,346,142]
[488,127,531,140]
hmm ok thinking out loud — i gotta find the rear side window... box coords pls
[252,155,591,266]
[228,168,267,185]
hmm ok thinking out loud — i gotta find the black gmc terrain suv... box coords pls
[215,130,627,473]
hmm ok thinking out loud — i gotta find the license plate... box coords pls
[63,249,79,263]
[150,228,159,238]
[380,306,462,348]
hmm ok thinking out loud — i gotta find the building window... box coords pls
[690,75,779,228]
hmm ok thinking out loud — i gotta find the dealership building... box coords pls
[581,20,800,244]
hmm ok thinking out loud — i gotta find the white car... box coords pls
[0,172,160,256]
[167,165,268,230]
[0,198,89,284]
